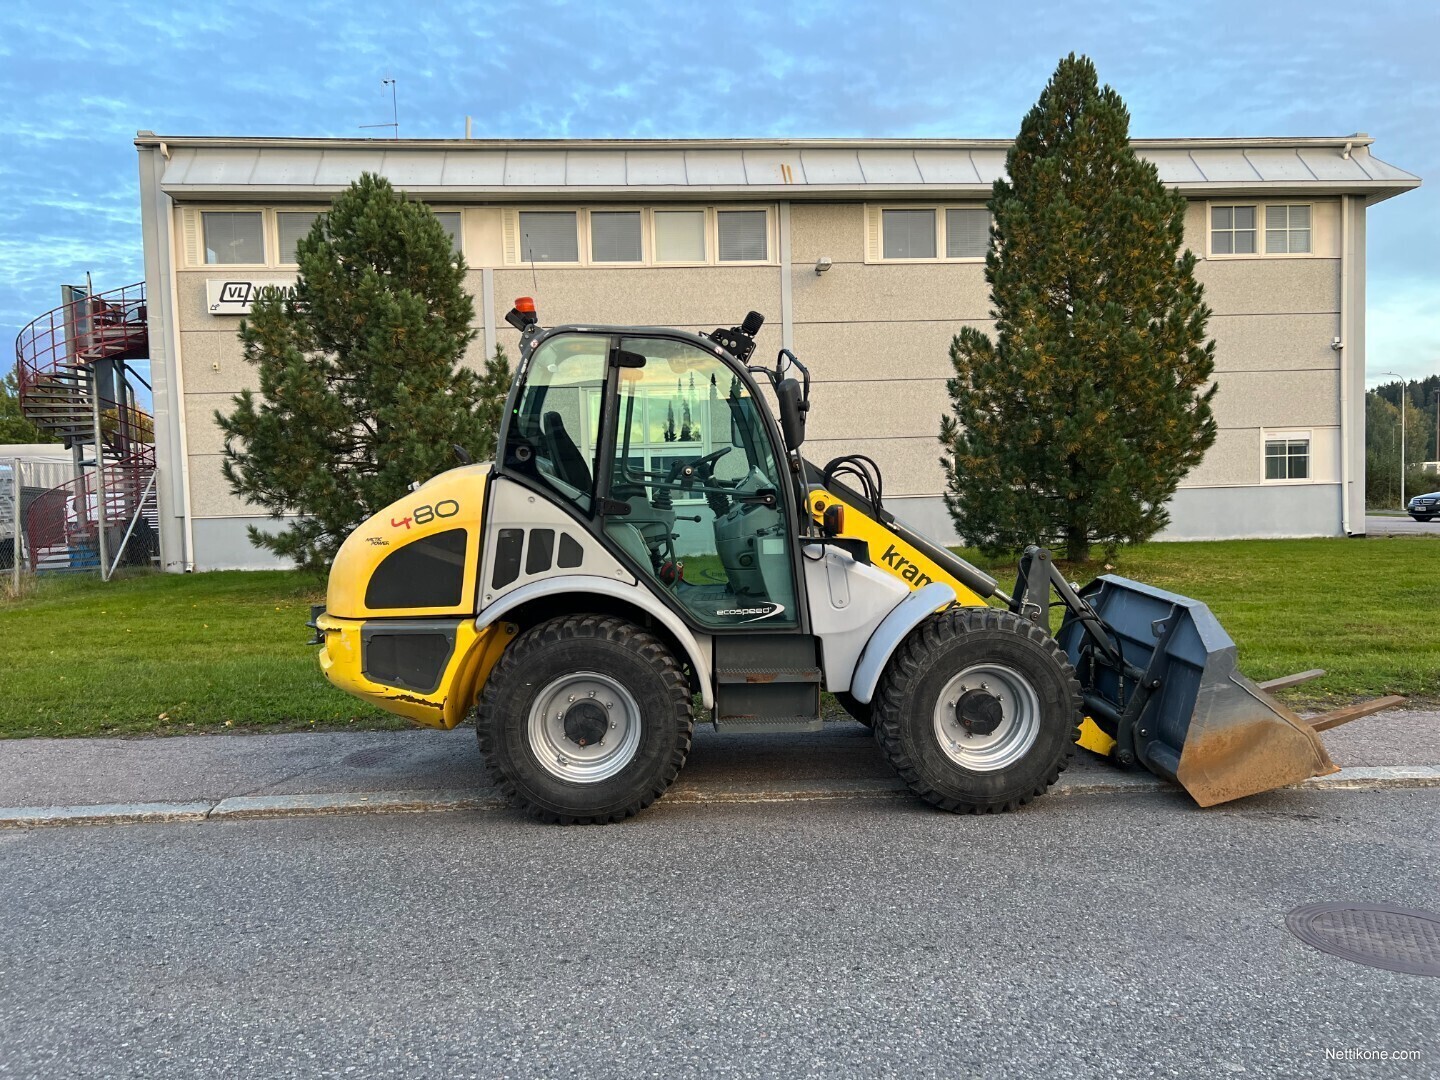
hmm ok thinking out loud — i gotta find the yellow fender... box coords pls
[317,615,517,729]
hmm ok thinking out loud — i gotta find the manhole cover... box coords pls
[342,747,397,769]
[1286,903,1440,977]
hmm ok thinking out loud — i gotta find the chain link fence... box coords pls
[1,455,160,587]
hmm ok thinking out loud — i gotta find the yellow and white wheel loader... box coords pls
[313,302,1397,823]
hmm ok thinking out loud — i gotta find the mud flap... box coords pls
[1056,575,1338,807]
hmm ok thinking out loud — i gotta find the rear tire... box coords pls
[872,608,1081,814]
[475,615,694,824]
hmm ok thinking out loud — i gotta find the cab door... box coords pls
[601,336,803,631]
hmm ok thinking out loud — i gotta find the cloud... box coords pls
[0,0,1435,380]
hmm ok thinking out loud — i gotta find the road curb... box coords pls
[2,766,1437,828]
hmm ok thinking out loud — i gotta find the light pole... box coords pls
[1432,389,1439,475]
[1377,371,1406,510]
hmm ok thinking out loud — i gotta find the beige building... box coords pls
[134,133,1419,571]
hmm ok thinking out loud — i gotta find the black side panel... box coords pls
[365,529,468,609]
[491,528,525,589]
[526,528,555,575]
[362,622,458,693]
[557,532,584,568]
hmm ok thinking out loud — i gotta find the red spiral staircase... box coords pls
[13,283,160,574]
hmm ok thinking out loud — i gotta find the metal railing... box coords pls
[12,282,160,579]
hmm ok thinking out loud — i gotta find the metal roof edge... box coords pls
[135,132,1379,152]
[157,178,1422,200]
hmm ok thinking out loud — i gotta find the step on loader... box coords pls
[312,302,1400,822]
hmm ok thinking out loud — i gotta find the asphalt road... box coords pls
[3,788,1438,1079]
[1366,513,1440,536]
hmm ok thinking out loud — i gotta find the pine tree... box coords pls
[941,54,1217,561]
[664,401,677,443]
[216,173,512,572]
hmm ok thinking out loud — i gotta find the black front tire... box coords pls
[1412,515,1435,522]
[475,615,694,824]
[872,607,1081,814]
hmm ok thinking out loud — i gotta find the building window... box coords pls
[590,211,643,263]
[502,205,775,267]
[945,208,989,259]
[869,206,988,262]
[432,212,463,255]
[1264,436,1310,480]
[277,211,323,264]
[882,209,936,259]
[654,210,706,262]
[202,211,265,264]
[518,211,578,263]
[1265,205,1311,254]
[718,210,767,261]
[1210,205,1257,255]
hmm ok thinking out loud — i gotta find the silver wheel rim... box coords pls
[528,671,643,783]
[931,662,1041,771]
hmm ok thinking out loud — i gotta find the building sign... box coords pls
[206,279,297,316]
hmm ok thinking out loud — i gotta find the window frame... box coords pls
[199,208,269,268]
[515,208,582,266]
[1263,203,1313,256]
[1207,201,1316,260]
[185,205,470,269]
[867,203,992,264]
[650,206,712,266]
[275,207,330,267]
[586,207,647,266]
[428,208,466,258]
[1261,429,1313,484]
[499,205,776,268]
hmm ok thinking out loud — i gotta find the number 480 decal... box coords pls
[391,499,460,530]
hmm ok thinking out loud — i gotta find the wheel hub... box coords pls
[932,662,1043,772]
[955,688,1003,736]
[528,672,643,783]
[563,701,609,747]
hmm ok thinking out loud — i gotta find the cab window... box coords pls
[505,334,609,512]
[603,337,797,629]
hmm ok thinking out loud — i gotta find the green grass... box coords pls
[955,537,1440,709]
[0,571,400,738]
[2,535,1437,738]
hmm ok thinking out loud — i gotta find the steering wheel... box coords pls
[666,446,732,486]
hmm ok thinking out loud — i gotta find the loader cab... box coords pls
[499,314,805,633]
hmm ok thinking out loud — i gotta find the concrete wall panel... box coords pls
[791,262,990,324]
[1210,368,1339,428]
[1208,313,1340,373]
[792,318,991,383]
[790,202,867,264]
[802,435,945,497]
[192,515,294,571]
[493,267,780,328]
[1194,258,1339,315]
[1163,483,1342,539]
[179,330,256,395]
[805,380,950,441]
[175,271,297,333]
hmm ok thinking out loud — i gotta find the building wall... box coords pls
[159,190,1356,568]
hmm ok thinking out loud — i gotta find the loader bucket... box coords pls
[1055,575,1338,807]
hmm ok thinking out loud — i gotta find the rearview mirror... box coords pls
[776,378,808,452]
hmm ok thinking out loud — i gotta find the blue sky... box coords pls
[1,0,1435,382]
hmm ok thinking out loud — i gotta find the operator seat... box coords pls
[542,412,592,492]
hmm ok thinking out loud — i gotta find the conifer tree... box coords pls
[942,54,1217,561]
[216,173,512,572]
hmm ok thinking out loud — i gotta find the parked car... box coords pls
[1408,491,1439,521]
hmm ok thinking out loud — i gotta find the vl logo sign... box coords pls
[206,279,297,315]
